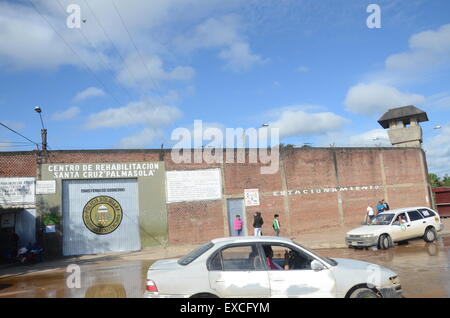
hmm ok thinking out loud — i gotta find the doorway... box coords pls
[226,198,246,236]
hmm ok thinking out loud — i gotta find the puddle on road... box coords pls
[0,260,155,298]
[319,237,450,298]
[0,236,449,298]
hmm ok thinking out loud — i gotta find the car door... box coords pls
[407,210,426,238]
[208,243,270,298]
[389,212,413,242]
[262,244,336,298]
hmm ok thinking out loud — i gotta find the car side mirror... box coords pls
[311,260,325,272]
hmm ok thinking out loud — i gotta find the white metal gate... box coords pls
[62,179,140,256]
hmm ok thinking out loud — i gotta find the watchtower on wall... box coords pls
[378,105,429,148]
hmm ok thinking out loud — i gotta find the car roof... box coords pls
[210,236,294,245]
[378,206,433,215]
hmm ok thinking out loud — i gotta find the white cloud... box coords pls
[116,127,164,149]
[72,87,105,102]
[345,83,426,116]
[218,42,266,72]
[267,108,349,138]
[385,24,450,76]
[51,106,80,121]
[116,53,195,88]
[297,66,309,72]
[424,123,450,176]
[428,92,450,109]
[85,99,182,130]
[175,14,266,72]
[347,129,390,147]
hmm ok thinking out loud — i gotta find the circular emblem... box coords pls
[83,196,123,235]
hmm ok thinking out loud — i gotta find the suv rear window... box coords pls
[178,242,214,266]
[407,210,424,221]
[418,208,436,218]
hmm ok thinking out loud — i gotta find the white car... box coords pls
[145,236,402,298]
[346,207,443,250]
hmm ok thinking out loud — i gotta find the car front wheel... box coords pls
[350,288,380,298]
[423,227,437,243]
[378,234,392,250]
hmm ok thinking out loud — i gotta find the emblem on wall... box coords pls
[83,196,123,235]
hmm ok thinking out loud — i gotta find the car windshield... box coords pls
[292,240,337,267]
[178,242,214,266]
[370,213,395,225]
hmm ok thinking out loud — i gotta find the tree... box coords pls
[429,173,442,189]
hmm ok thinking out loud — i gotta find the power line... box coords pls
[55,0,136,103]
[0,122,40,149]
[111,0,165,95]
[26,0,123,108]
[82,0,142,90]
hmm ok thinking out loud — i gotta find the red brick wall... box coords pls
[167,200,224,244]
[0,152,37,177]
[0,148,431,246]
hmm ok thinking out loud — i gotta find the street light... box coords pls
[433,126,442,129]
[34,106,47,152]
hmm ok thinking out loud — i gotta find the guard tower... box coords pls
[378,105,429,148]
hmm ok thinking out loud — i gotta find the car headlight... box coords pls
[389,276,400,285]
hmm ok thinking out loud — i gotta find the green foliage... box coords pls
[42,212,61,225]
[429,173,450,188]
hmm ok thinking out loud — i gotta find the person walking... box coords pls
[233,215,244,236]
[272,214,281,236]
[253,212,264,236]
[366,204,375,223]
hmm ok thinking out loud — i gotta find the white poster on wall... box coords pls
[244,188,260,206]
[166,169,222,203]
[36,180,56,194]
[0,177,35,207]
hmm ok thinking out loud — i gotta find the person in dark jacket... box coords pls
[253,212,264,236]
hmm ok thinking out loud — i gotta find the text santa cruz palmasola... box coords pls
[48,163,159,179]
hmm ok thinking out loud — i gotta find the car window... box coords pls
[261,244,314,270]
[178,242,214,266]
[407,210,424,221]
[418,208,436,218]
[371,213,395,225]
[209,244,264,271]
[392,212,408,225]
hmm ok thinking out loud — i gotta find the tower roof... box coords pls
[378,105,428,129]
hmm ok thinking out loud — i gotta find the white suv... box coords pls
[346,207,443,250]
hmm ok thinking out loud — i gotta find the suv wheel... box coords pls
[423,227,437,243]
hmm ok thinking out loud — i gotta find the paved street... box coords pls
[0,234,448,298]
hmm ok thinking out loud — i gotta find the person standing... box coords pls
[366,205,375,223]
[253,212,264,236]
[272,214,280,236]
[233,215,244,236]
[382,199,390,211]
[376,201,385,214]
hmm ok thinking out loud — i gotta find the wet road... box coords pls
[0,235,449,298]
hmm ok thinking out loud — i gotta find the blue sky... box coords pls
[0,0,450,175]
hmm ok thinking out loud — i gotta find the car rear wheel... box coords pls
[379,234,392,250]
[423,227,437,243]
[350,288,379,298]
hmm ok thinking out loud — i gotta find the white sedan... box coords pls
[346,207,443,250]
[144,236,402,298]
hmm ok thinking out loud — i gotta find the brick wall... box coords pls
[0,147,432,246]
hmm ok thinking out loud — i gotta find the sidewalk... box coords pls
[1,218,448,279]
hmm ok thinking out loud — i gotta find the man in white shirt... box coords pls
[367,205,375,223]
